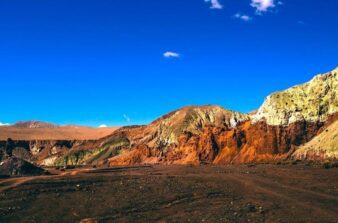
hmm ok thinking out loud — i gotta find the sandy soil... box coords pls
[0,126,118,140]
[0,165,337,223]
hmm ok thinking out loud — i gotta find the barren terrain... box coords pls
[0,126,118,140]
[0,165,337,223]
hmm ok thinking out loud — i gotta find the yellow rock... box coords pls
[252,67,338,125]
[293,120,338,160]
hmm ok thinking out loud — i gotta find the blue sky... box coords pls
[0,0,337,127]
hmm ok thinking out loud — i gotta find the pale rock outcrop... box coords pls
[252,67,338,125]
[293,119,338,160]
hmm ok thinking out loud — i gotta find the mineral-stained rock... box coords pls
[213,119,325,164]
[293,119,338,161]
[252,67,338,126]
[107,116,329,166]
[106,105,250,166]
[143,105,249,146]
[106,68,338,165]
[2,67,338,166]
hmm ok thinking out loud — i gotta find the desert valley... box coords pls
[0,67,337,222]
[1,0,337,222]
[1,67,337,169]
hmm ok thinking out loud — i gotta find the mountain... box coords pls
[106,68,337,166]
[137,105,249,146]
[1,67,337,166]
[55,105,249,166]
[13,121,57,128]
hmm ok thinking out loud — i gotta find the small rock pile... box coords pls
[0,138,45,177]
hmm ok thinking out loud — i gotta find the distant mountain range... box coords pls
[12,121,58,128]
[1,67,337,168]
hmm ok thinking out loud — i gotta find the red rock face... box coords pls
[213,120,324,164]
[157,120,323,165]
[108,116,335,166]
[2,113,336,167]
[3,111,336,167]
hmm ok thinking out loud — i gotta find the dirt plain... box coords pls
[0,164,337,223]
[0,126,118,140]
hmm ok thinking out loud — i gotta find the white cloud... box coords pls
[205,0,223,9]
[98,124,108,128]
[0,122,10,126]
[163,51,180,58]
[251,0,276,13]
[234,13,252,21]
[123,114,131,122]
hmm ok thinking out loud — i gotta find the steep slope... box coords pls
[139,105,249,147]
[107,68,338,166]
[107,118,325,166]
[56,106,249,166]
[293,120,338,161]
[6,67,337,166]
[212,119,325,164]
[252,67,338,125]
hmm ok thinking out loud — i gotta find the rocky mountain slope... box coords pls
[106,116,325,166]
[55,106,250,166]
[105,67,337,166]
[1,67,337,167]
[252,67,338,125]
[293,119,338,161]
[136,105,249,147]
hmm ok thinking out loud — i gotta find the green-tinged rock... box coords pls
[252,67,338,125]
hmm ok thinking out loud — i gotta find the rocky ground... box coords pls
[0,165,337,223]
[0,156,45,177]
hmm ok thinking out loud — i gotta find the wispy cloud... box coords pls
[234,13,252,22]
[0,122,10,126]
[123,114,131,122]
[98,124,108,128]
[204,0,223,9]
[163,51,180,58]
[251,0,277,13]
